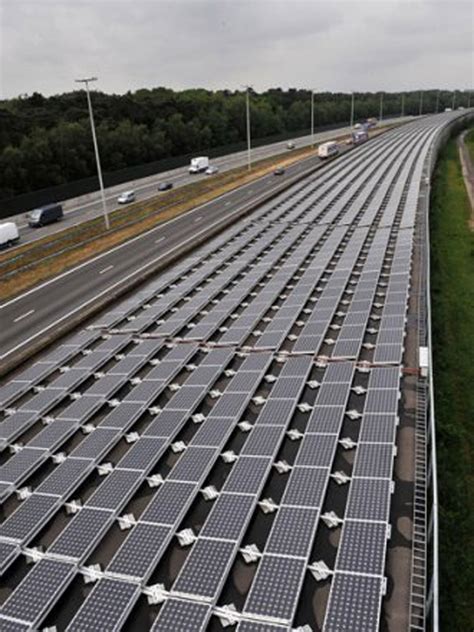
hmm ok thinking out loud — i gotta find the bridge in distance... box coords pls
[0,111,469,631]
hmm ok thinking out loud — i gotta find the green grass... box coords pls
[465,127,474,162]
[430,131,474,630]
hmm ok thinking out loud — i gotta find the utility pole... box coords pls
[311,89,315,148]
[401,93,405,117]
[435,89,440,113]
[242,86,252,171]
[379,92,384,122]
[75,77,109,230]
[419,91,423,116]
[350,91,355,128]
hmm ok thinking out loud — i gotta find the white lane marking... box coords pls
[99,265,114,275]
[225,201,231,206]
[155,237,165,244]
[194,216,203,223]
[13,309,35,323]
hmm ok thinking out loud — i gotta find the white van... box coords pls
[0,222,20,248]
[117,191,136,204]
[318,141,340,159]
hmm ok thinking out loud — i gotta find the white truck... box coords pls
[318,141,339,159]
[189,156,209,174]
[0,222,19,248]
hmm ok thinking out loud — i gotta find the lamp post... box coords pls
[350,91,355,128]
[75,77,109,230]
[242,85,252,171]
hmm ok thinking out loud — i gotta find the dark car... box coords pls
[273,167,286,176]
[158,182,173,192]
[27,203,63,227]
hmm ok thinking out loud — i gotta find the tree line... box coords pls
[0,87,468,199]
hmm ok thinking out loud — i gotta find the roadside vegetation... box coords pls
[430,131,474,630]
[0,88,458,199]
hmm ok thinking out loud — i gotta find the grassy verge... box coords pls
[465,127,474,161]
[430,133,474,630]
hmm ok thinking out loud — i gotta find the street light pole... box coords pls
[379,92,384,122]
[243,86,252,171]
[75,77,109,230]
[311,90,315,148]
[350,91,355,128]
[419,91,423,116]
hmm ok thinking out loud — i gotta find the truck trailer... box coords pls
[189,156,210,173]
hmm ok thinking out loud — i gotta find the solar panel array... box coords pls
[0,114,454,631]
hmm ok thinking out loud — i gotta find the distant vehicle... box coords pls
[158,182,173,191]
[444,107,452,112]
[366,117,378,128]
[0,222,19,248]
[273,167,286,176]
[352,130,369,145]
[318,141,340,159]
[117,191,136,204]
[205,165,219,175]
[27,203,63,227]
[354,123,362,129]
[458,106,465,110]
[286,141,296,149]
[189,156,209,173]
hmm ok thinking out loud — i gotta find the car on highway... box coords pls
[117,190,136,204]
[158,182,173,191]
[273,167,286,176]
[205,165,219,175]
[27,203,64,227]
[286,141,296,149]
[0,222,19,248]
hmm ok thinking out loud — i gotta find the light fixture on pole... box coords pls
[379,92,384,122]
[241,85,252,171]
[350,91,355,128]
[75,77,109,230]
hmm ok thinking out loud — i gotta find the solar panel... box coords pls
[140,481,196,526]
[172,538,235,599]
[353,443,394,479]
[49,508,113,560]
[168,447,216,483]
[86,469,143,511]
[323,574,382,632]
[0,448,47,484]
[1,559,74,625]
[66,578,140,632]
[97,402,145,429]
[240,426,283,456]
[345,477,392,522]
[295,434,337,468]
[223,457,272,494]
[359,414,397,444]
[28,419,78,450]
[0,541,19,574]
[237,622,288,632]
[281,466,329,508]
[144,409,189,438]
[0,494,59,542]
[200,493,255,540]
[190,417,235,447]
[70,428,121,460]
[0,617,30,631]
[35,458,93,497]
[305,406,346,434]
[107,523,171,580]
[336,521,387,575]
[244,555,307,621]
[364,389,399,414]
[151,599,211,632]
[254,398,297,426]
[266,506,319,557]
[117,437,167,471]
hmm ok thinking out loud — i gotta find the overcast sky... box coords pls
[1,0,472,99]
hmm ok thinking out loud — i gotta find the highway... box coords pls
[7,116,412,246]
[0,111,466,632]
[0,144,350,368]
